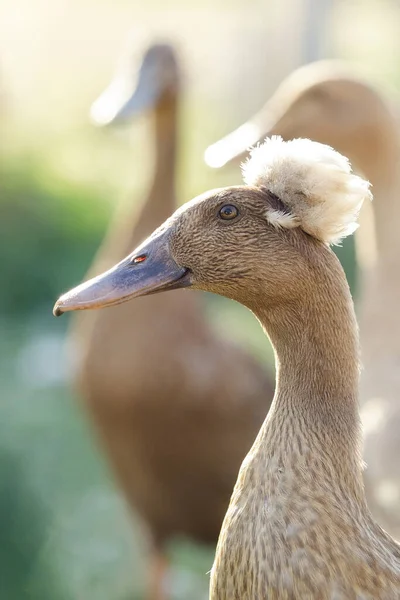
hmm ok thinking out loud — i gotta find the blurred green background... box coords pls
[1,0,400,598]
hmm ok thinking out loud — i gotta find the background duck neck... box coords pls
[252,253,364,496]
[353,117,400,263]
[86,92,179,276]
[369,162,400,263]
[358,156,400,402]
[132,92,178,244]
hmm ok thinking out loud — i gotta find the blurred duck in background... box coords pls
[68,41,274,600]
[205,61,400,538]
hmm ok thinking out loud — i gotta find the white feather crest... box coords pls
[242,136,372,245]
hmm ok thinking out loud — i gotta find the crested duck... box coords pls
[55,136,400,598]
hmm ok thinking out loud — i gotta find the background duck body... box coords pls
[69,43,273,599]
[205,61,400,539]
[56,137,400,598]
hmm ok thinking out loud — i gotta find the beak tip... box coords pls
[204,122,263,169]
[89,103,111,127]
[53,302,64,317]
[204,146,227,169]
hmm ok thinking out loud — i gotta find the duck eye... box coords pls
[219,204,239,221]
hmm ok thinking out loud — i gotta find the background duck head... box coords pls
[205,61,397,183]
[204,61,399,262]
[91,41,180,127]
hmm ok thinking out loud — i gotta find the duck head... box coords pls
[53,185,290,315]
[90,41,179,126]
[54,137,371,316]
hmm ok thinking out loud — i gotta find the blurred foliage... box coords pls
[0,155,110,317]
[335,237,357,296]
[0,315,148,599]
[0,448,68,600]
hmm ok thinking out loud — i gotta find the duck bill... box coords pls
[53,230,191,317]
[90,57,161,126]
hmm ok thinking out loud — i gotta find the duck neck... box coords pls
[353,116,400,265]
[127,91,178,249]
[250,251,365,502]
[369,160,400,264]
[357,151,400,397]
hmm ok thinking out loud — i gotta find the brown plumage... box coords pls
[68,42,273,599]
[56,136,400,598]
[205,61,400,539]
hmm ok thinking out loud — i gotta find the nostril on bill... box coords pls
[131,254,147,265]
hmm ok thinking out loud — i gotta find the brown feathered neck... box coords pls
[248,242,365,502]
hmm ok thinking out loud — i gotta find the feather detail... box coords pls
[242,136,372,245]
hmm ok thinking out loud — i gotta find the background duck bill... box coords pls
[204,121,262,168]
[204,109,279,168]
[90,60,161,126]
